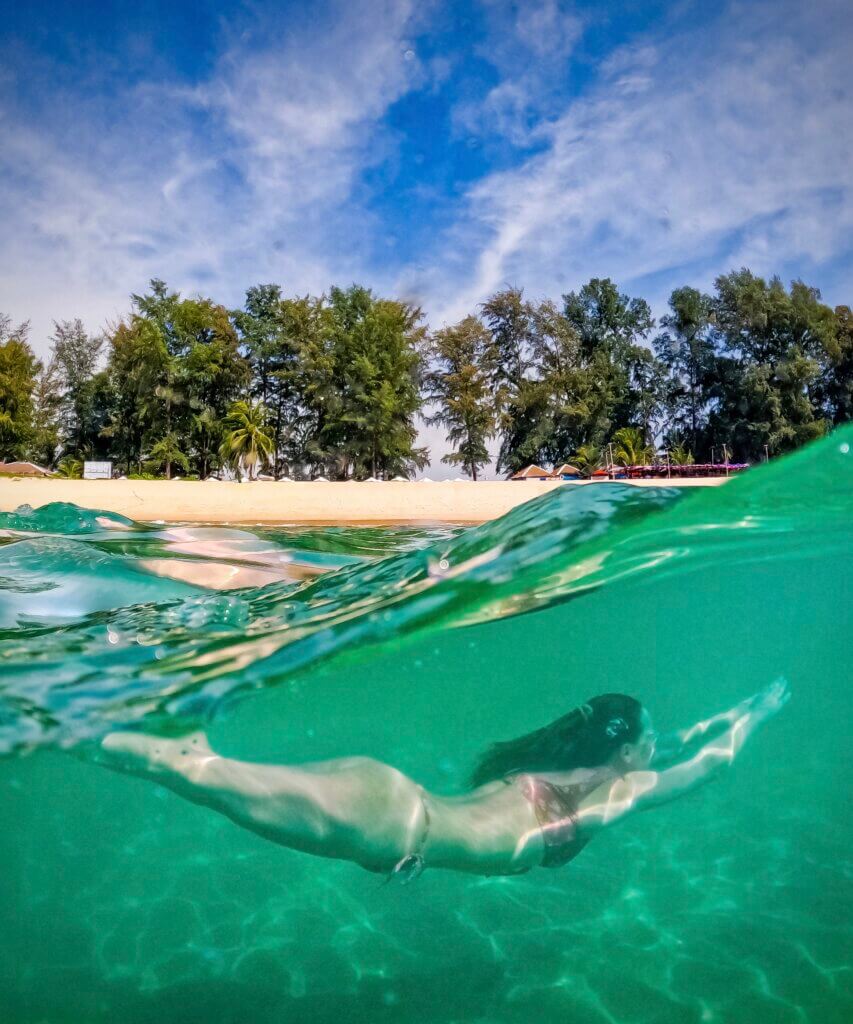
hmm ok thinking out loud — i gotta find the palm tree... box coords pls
[148,432,190,479]
[191,407,219,480]
[219,400,274,480]
[669,442,695,465]
[611,426,655,467]
[55,456,84,479]
[573,443,602,478]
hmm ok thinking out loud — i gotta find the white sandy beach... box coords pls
[0,476,726,525]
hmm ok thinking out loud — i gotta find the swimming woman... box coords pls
[97,679,789,881]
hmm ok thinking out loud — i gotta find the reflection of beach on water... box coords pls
[138,526,335,590]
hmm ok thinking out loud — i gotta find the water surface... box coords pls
[1,430,851,1023]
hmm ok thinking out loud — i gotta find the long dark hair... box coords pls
[469,693,644,788]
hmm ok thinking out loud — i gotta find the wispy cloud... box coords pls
[453,0,585,145]
[0,0,426,347]
[430,0,853,323]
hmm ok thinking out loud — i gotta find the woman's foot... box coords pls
[100,729,213,775]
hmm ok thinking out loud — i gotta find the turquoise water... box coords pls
[1,429,851,1023]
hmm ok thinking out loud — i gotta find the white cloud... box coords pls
[431,0,853,324]
[0,0,425,354]
[513,0,584,59]
[454,0,585,145]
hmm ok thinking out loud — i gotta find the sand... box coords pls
[0,476,727,525]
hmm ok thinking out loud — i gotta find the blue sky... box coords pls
[0,0,851,471]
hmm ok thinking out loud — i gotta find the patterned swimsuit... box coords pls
[389,766,618,881]
[511,766,619,868]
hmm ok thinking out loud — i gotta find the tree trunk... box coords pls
[274,399,283,479]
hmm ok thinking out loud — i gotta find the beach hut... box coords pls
[510,464,555,481]
[553,463,582,480]
[0,461,53,477]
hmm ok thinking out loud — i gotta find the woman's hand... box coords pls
[747,678,791,722]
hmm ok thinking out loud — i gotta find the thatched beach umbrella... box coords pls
[0,461,53,477]
[510,464,555,480]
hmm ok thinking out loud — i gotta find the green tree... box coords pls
[668,442,695,465]
[50,319,104,457]
[480,285,659,475]
[426,316,496,480]
[611,426,655,467]
[481,287,534,393]
[219,400,274,480]
[30,354,63,466]
[562,278,657,445]
[148,432,190,479]
[0,315,39,461]
[316,286,428,479]
[706,271,832,460]
[174,297,248,472]
[189,408,222,482]
[623,344,667,444]
[563,277,653,360]
[654,287,716,454]
[236,286,333,477]
[119,281,249,477]
[573,442,602,478]
[817,305,853,425]
[481,288,536,473]
[493,300,590,473]
[55,456,84,479]
[105,317,169,473]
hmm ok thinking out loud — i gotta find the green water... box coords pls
[1,430,851,1023]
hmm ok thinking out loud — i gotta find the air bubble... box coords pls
[840,442,849,454]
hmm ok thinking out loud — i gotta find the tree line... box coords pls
[1,271,850,480]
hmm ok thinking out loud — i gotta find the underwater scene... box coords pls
[1,428,851,1024]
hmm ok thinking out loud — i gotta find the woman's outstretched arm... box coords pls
[585,679,790,827]
[651,693,757,769]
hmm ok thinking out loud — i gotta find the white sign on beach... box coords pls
[83,461,112,480]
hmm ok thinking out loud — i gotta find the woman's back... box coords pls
[424,766,619,876]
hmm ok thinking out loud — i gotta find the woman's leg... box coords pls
[98,731,425,871]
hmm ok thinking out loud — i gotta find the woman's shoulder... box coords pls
[529,765,617,787]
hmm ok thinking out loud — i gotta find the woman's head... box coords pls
[469,693,654,788]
